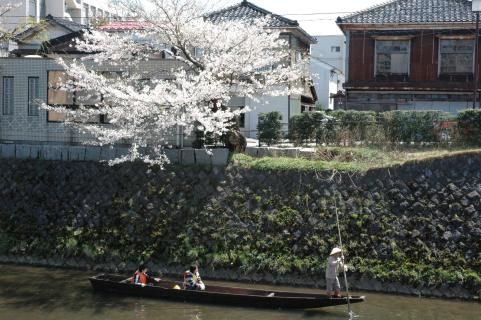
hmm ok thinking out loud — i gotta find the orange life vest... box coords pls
[131,271,147,285]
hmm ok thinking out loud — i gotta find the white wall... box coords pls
[0,0,116,32]
[311,35,345,73]
[229,94,289,139]
[2,0,29,31]
[310,58,343,110]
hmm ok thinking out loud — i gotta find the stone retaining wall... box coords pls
[0,143,229,165]
[0,153,480,299]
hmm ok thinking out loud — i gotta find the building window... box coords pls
[28,0,37,18]
[82,4,89,26]
[331,46,341,53]
[47,71,106,123]
[375,40,410,75]
[2,77,14,115]
[439,39,474,74]
[28,77,40,116]
[237,113,245,128]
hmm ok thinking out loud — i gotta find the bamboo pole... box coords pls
[334,197,358,319]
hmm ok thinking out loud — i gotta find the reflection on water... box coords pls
[0,264,479,320]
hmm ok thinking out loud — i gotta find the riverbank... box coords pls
[0,152,480,300]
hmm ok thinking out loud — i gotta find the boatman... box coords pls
[326,247,347,298]
[184,265,205,291]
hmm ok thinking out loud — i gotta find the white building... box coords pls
[310,58,343,110]
[309,35,346,110]
[2,0,116,28]
[310,35,345,73]
[209,1,317,139]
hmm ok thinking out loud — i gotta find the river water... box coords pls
[0,265,479,320]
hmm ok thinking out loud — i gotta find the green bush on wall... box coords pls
[287,110,452,146]
[458,109,481,145]
[379,110,450,143]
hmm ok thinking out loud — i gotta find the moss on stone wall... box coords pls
[0,154,480,294]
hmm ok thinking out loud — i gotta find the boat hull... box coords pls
[89,274,365,309]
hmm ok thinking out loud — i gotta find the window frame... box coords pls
[374,39,411,77]
[28,76,40,116]
[46,70,107,124]
[2,76,14,116]
[438,38,475,76]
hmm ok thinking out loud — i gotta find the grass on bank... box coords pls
[231,146,481,172]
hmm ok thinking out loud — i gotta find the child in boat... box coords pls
[184,265,205,291]
[326,247,347,298]
[130,264,161,287]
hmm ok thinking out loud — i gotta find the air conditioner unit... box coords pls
[473,0,481,12]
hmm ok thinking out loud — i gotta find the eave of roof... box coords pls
[13,14,87,42]
[337,0,477,30]
[207,1,315,44]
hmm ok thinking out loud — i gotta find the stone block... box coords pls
[60,147,70,161]
[164,149,180,164]
[195,149,212,166]
[15,145,31,159]
[0,144,15,158]
[211,148,229,166]
[257,147,272,158]
[181,149,195,165]
[29,145,41,159]
[245,147,258,157]
[99,147,116,161]
[115,147,129,159]
[283,148,300,158]
[68,146,86,161]
[85,146,101,161]
[41,145,62,160]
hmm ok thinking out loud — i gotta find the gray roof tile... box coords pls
[207,0,299,28]
[337,0,477,25]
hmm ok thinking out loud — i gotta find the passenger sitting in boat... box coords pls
[183,265,205,291]
[326,247,347,298]
[130,264,160,287]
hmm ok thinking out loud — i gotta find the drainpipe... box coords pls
[474,12,480,109]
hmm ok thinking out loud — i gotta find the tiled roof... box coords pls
[14,14,86,41]
[337,0,477,25]
[48,15,87,32]
[207,0,299,28]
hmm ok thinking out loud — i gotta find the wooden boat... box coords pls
[89,274,365,309]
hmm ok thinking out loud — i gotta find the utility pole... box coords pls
[472,1,481,108]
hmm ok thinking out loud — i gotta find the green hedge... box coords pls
[379,110,449,143]
[257,111,282,146]
[458,109,481,145]
[288,110,451,145]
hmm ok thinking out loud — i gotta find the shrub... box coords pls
[289,111,335,145]
[330,110,377,145]
[289,112,316,145]
[379,110,449,143]
[457,109,481,145]
[257,111,282,146]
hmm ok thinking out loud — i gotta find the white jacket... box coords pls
[325,256,345,279]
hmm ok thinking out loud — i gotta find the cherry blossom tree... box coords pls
[47,0,310,166]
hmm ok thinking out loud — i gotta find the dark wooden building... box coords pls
[337,0,481,113]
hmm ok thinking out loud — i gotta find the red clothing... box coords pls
[131,271,147,285]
